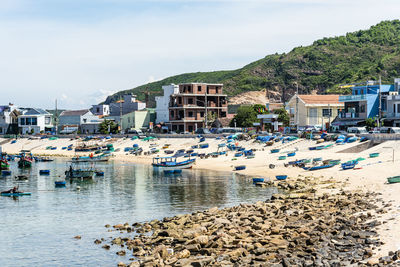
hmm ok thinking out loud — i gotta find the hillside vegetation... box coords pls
[106,20,400,107]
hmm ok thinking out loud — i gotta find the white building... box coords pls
[91,104,110,116]
[108,94,146,116]
[18,108,53,134]
[155,84,179,123]
[0,104,20,134]
[59,109,102,133]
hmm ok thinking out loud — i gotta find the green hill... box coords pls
[106,20,400,107]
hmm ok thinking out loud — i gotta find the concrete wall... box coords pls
[155,84,179,123]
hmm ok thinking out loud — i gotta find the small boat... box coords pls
[278,156,286,160]
[15,175,28,180]
[252,178,264,184]
[199,137,206,142]
[199,143,209,149]
[18,155,33,168]
[95,171,104,176]
[234,165,246,171]
[329,159,341,165]
[39,170,50,175]
[152,156,195,171]
[346,136,358,143]
[1,170,11,176]
[387,176,400,184]
[1,192,31,197]
[287,152,296,157]
[0,159,10,170]
[218,143,226,148]
[276,175,287,181]
[234,152,243,157]
[55,181,66,187]
[341,163,356,170]
[369,153,380,158]
[308,164,334,171]
[270,149,280,153]
[312,157,322,162]
[65,162,95,179]
[191,145,199,149]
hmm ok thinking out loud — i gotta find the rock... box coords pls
[117,262,126,267]
[102,244,110,250]
[104,224,110,228]
[74,235,81,239]
[190,256,214,267]
[94,239,102,244]
[176,249,190,259]
[116,250,126,256]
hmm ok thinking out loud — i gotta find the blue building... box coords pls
[334,80,398,128]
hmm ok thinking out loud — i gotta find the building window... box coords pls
[20,118,25,125]
[32,118,37,125]
[322,109,332,117]
[394,104,396,113]
[397,104,400,114]
[216,86,219,94]
[200,112,204,117]
[188,98,193,104]
[128,117,130,123]
[83,119,87,123]
[178,98,182,105]
[188,111,193,117]
[26,118,32,125]
[360,105,365,113]
[97,108,100,113]
[198,86,201,92]
[45,117,51,124]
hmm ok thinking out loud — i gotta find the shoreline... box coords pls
[2,136,400,262]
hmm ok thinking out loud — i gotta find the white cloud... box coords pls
[0,0,399,109]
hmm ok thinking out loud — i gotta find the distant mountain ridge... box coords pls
[105,20,400,107]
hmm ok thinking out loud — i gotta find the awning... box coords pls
[331,120,364,126]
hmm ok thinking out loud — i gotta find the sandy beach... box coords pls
[2,135,400,261]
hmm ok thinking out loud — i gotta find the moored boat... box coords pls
[252,178,264,184]
[65,162,95,179]
[18,155,33,168]
[152,156,195,171]
[39,170,50,175]
[55,181,66,187]
[270,149,280,153]
[1,192,31,197]
[234,165,246,171]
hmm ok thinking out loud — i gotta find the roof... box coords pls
[24,108,50,115]
[297,95,341,105]
[60,109,90,116]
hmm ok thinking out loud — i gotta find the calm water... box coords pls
[0,159,277,267]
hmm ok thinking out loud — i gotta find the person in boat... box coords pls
[2,186,19,194]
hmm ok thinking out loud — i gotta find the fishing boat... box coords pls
[341,162,356,170]
[270,149,280,153]
[95,171,104,176]
[252,178,264,184]
[234,165,246,171]
[152,156,196,171]
[308,164,334,171]
[65,162,95,179]
[276,175,287,181]
[39,170,50,175]
[0,158,10,170]
[15,175,28,180]
[287,152,296,157]
[387,176,400,184]
[199,143,209,149]
[72,153,111,163]
[18,154,33,168]
[369,153,380,158]
[1,170,11,176]
[278,156,286,160]
[234,152,243,157]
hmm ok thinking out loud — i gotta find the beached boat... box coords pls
[234,152,244,157]
[276,175,287,181]
[341,162,356,170]
[252,178,264,184]
[152,156,195,171]
[369,153,380,158]
[234,165,246,171]
[199,143,209,149]
[308,164,334,171]
[287,152,296,157]
[270,149,280,153]
[387,176,400,184]
[278,156,286,160]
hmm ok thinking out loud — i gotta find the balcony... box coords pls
[338,111,366,119]
[339,95,367,102]
[387,95,400,101]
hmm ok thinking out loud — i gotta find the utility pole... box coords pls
[328,103,331,132]
[378,76,382,128]
[205,87,208,129]
[295,83,299,131]
[55,99,58,134]
[119,96,123,133]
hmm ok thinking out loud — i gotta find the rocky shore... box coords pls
[95,189,399,266]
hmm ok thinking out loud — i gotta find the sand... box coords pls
[2,135,400,258]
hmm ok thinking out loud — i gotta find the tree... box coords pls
[99,120,119,134]
[274,107,290,126]
[253,104,269,114]
[230,105,258,128]
[206,111,217,127]
[365,117,377,130]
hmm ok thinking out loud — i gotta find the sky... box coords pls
[1,0,400,110]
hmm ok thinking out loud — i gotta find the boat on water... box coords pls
[39,170,50,175]
[55,181,66,187]
[65,162,95,179]
[72,153,111,163]
[1,192,31,197]
[18,154,33,168]
[152,156,196,171]
[387,176,400,184]
[35,157,54,162]
[0,158,10,170]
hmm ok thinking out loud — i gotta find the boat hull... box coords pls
[1,192,31,197]
[387,176,400,184]
[153,159,195,171]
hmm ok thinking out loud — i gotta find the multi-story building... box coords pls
[169,83,228,132]
[121,109,156,132]
[107,94,146,116]
[90,104,110,116]
[18,108,53,134]
[0,104,20,134]
[155,84,179,124]
[287,94,343,130]
[59,109,102,134]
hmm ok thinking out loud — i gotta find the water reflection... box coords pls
[0,158,277,266]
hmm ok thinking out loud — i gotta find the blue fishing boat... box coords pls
[191,145,199,149]
[218,143,226,148]
[199,143,209,149]
[1,192,31,197]
[95,171,104,176]
[341,163,356,170]
[346,136,357,143]
[276,175,287,181]
[55,181,66,187]
[308,164,334,171]
[312,157,322,162]
[234,152,243,157]
[199,137,206,142]
[252,178,264,184]
[234,165,246,171]
[270,149,280,153]
[39,170,50,175]
[287,152,296,157]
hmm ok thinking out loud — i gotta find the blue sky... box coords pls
[1,0,400,109]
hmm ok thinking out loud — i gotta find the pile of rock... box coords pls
[96,191,395,266]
